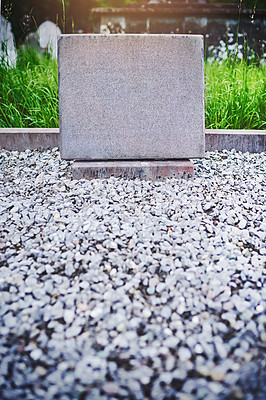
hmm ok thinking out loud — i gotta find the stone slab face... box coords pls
[72,160,194,180]
[59,34,205,160]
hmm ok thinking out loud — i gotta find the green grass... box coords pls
[0,48,265,129]
[205,59,266,130]
[0,47,58,128]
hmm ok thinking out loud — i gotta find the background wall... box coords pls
[1,0,265,44]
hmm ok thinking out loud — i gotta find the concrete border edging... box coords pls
[0,128,265,153]
[205,129,265,153]
[0,128,59,151]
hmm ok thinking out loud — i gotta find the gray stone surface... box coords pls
[72,160,194,180]
[59,34,205,160]
[206,129,266,153]
[0,128,59,150]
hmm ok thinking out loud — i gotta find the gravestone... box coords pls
[0,15,17,67]
[37,20,61,58]
[59,34,205,179]
[25,32,40,51]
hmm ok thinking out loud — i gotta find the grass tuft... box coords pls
[0,47,58,128]
[205,59,266,130]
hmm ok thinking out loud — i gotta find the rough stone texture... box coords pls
[58,34,205,160]
[72,159,194,180]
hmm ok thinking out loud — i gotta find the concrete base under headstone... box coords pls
[72,160,194,180]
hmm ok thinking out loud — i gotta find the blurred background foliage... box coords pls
[1,0,265,43]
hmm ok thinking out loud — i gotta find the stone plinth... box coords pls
[72,160,194,180]
[59,34,205,161]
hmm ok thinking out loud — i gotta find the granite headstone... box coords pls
[59,34,205,161]
[37,20,61,58]
[25,32,40,51]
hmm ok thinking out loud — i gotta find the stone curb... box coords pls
[0,128,59,151]
[72,160,194,180]
[0,128,265,153]
[205,129,265,153]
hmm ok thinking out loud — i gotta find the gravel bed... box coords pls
[0,148,265,400]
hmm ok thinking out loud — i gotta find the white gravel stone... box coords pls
[0,148,265,400]
[30,348,43,361]
[63,309,75,324]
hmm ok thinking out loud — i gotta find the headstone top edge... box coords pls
[58,33,204,39]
